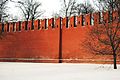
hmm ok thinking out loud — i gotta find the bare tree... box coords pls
[84,0,120,69]
[74,2,95,15]
[60,0,76,18]
[13,0,43,29]
[0,0,10,39]
[60,0,95,19]
[94,0,120,12]
[0,0,9,23]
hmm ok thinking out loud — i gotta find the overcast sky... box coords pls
[7,0,93,20]
[8,0,62,19]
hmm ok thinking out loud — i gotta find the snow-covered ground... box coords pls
[0,62,120,80]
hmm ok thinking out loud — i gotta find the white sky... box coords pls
[7,0,93,20]
[38,0,61,18]
[7,0,62,20]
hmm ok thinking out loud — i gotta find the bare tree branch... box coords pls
[60,0,76,18]
[84,0,120,69]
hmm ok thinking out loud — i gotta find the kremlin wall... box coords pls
[0,11,120,63]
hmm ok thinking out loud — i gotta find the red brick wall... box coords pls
[0,11,119,63]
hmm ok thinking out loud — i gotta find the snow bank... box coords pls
[0,62,120,80]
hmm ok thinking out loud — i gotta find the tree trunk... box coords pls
[113,52,117,69]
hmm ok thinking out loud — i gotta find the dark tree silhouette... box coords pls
[84,0,120,69]
[74,1,95,15]
[60,0,95,18]
[60,0,76,18]
[13,0,43,29]
[0,0,9,23]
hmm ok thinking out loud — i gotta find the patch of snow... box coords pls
[0,63,120,80]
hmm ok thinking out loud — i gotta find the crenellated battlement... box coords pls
[0,10,120,63]
[0,10,119,33]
